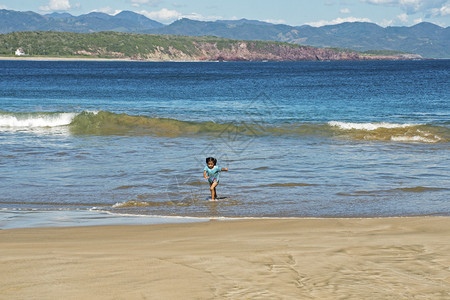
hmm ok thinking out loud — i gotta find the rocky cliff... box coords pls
[88,42,421,61]
[193,42,417,61]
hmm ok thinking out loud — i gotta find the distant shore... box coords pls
[0,56,426,62]
[1,217,449,299]
[0,56,137,62]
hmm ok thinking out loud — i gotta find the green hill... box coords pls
[0,31,203,58]
[0,31,417,61]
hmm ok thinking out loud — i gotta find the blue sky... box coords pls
[1,0,449,27]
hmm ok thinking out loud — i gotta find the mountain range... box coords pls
[0,9,448,58]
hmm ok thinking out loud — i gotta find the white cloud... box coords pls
[340,8,351,13]
[139,8,181,22]
[362,0,394,3]
[376,10,439,26]
[90,7,122,15]
[130,0,161,7]
[441,3,450,14]
[397,12,409,22]
[361,0,449,15]
[263,19,287,24]
[181,12,224,22]
[0,5,8,9]
[379,18,395,26]
[39,0,71,11]
[306,17,372,27]
[431,2,450,15]
[139,8,225,23]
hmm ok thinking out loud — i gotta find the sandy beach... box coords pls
[1,217,449,299]
[0,56,137,62]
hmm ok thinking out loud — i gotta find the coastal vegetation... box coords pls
[0,31,200,58]
[0,31,415,61]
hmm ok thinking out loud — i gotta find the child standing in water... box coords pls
[203,157,228,201]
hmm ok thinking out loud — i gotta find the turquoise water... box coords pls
[0,60,449,222]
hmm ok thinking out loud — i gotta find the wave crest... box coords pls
[328,121,447,143]
[328,121,414,131]
[1,111,447,143]
[0,111,78,128]
[69,111,248,137]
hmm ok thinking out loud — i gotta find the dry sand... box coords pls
[1,217,449,299]
[0,56,135,62]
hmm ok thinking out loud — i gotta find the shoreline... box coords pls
[0,56,140,62]
[0,209,213,229]
[1,208,448,230]
[1,217,449,298]
[0,55,436,62]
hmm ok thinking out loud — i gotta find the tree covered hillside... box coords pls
[0,31,416,61]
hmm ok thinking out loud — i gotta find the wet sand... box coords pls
[1,217,449,299]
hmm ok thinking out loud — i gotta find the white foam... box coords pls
[0,209,210,229]
[328,121,416,131]
[391,135,440,143]
[0,112,78,128]
[112,202,128,208]
[85,110,99,115]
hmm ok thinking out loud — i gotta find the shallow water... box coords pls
[0,60,449,222]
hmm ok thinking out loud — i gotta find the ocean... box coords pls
[0,60,449,227]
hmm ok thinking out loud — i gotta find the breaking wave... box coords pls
[0,111,78,128]
[327,121,447,143]
[1,111,448,143]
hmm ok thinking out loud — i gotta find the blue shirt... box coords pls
[204,165,222,183]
